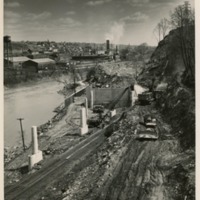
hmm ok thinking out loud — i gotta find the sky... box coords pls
[4,0,195,46]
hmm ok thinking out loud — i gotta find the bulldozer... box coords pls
[143,114,157,127]
[136,114,159,140]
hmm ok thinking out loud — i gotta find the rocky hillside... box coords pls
[138,27,195,149]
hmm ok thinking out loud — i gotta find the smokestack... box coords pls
[106,40,110,52]
[116,45,118,54]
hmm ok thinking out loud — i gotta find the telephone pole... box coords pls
[73,63,76,102]
[17,118,26,151]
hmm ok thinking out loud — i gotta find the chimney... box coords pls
[106,40,110,52]
[116,45,118,54]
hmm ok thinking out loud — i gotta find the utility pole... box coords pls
[17,118,26,151]
[73,63,76,102]
[73,65,76,94]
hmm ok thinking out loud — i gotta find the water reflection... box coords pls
[4,80,64,147]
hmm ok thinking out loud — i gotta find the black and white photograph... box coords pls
[3,0,196,199]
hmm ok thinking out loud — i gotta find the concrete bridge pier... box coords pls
[85,97,88,117]
[28,126,43,170]
[80,106,88,135]
[90,90,94,109]
[110,109,116,117]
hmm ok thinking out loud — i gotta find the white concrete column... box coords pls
[90,90,94,109]
[80,107,87,127]
[29,126,43,171]
[85,97,88,117]
[80,106,88,135]
[131,91,138,106]
[28,155,34,170]
[32,126,38,155]
[110,109,116,117]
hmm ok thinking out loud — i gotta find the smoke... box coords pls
[105,22,124,44]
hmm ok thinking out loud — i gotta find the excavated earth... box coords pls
[4,61,195,200]
[35,105,194,200]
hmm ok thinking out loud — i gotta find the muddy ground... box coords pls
[33,105,194,200]
[4,61,195,200]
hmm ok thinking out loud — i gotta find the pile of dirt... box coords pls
[86,62,138,88]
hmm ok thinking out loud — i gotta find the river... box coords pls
[4,80,65,148]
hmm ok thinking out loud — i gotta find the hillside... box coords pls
[138,26,195,149]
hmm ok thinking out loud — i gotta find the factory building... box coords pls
[4,56,30,68]
[22,58,56,73]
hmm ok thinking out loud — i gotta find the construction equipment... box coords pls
[107,86,130,110]
[138,91,154,105]
[136,128,159,140]
[88,87,130,128]
[101,86,130,124]
[136,114,159,140]
[93,105,104,113]
[143,115,157,127]
[95,82,102,88]
[87,116,102,128]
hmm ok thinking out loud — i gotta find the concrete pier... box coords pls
[90,90,94,109]
[131,84,149,105]
[28,126,43,170]
[32,126,38,154]
[110,109,116,117]
[134,84,149,96]
[80,106,88,135]
[85,97,88,117]
[131,90,138,105]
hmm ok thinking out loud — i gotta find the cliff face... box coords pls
[138,28,195,149]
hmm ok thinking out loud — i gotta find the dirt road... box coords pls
[5,104,192,200]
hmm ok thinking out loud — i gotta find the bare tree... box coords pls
[154,18,170,43]
[153,23,161,43]
[160,18,170,38]
[170,1,195,84]
[170,1,194,28]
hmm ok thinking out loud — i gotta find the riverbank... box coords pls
[4,64,94,148]
[4,73,69,89]
[4,67,68,86]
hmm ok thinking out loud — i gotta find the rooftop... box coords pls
[31,58,55,64]
[6,56,30,63]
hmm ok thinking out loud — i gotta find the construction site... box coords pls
[4,1,195,199]
[4,48,195,200]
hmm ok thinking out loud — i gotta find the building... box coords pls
[97,50,106,55]
[4,56,30,68]
[22,58,56,73]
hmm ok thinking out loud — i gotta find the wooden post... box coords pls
[17,118,26,151]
